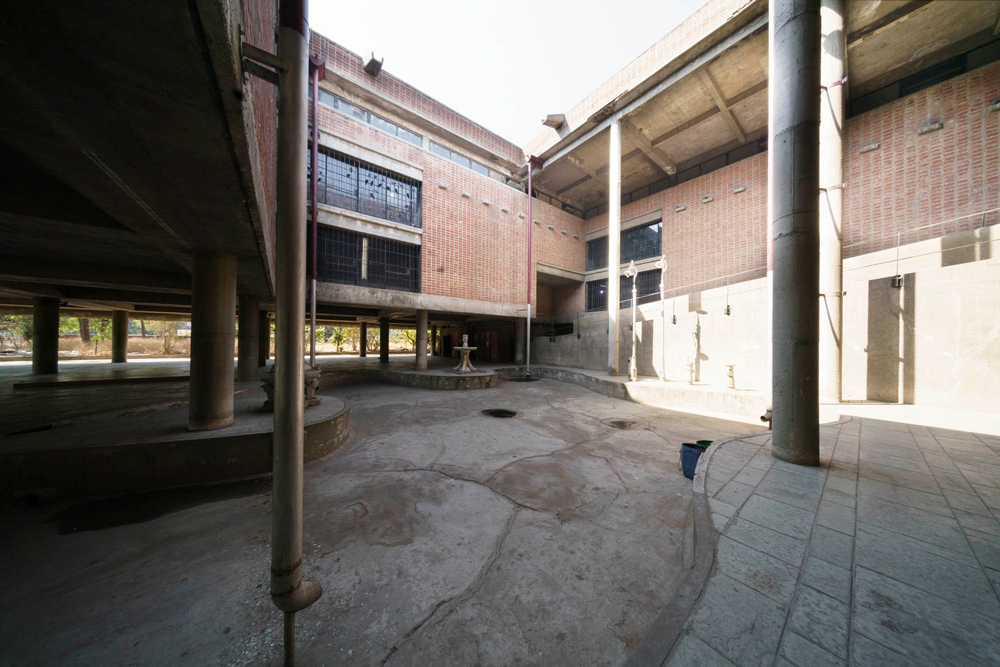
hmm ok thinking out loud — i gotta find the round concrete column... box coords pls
[359,322,367,357]
[188,252,238,431]
[771,0,822,465]
[379,317,390,363]
[257,310,270,366]
[31,297,59,375]
[415,310,428,371]
[111,310,129,363]
[237,296,260,382]
[819,0,845,404]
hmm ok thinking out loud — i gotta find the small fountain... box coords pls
[451,334,477,374]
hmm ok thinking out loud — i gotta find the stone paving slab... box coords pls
[666,416,1000,666]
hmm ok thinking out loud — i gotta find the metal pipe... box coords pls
[272,1,321,662]
[525,155,542,377]
[655,255,667,380]
[607,119,622,376]
[308,57,320,369]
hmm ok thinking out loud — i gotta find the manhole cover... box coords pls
[604,419,637,430]
[482,409,517,418]
[505,376,540,383]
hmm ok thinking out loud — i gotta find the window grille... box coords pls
[317,226,420,293]
[309,147,422,228]
[586,269,661,311]
[585,220,661,271]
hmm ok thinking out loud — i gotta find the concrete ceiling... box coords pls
[533,0,999,213]
[0,0,273,315]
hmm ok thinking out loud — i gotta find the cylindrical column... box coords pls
[379,317,390,363]
[771,0,822,466]
[188,252,237,431]
[258,310,270,367]
[415,310,428,371]
[238,296,260,382]
[607,119,622,376]
[819,0,845,404]
[270,1,321,656]
[31,297,59,375]
[111,310,129,363]
[359,322,368,357]
[514,319,526,365]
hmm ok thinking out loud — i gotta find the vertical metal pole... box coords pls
[607,119,622,376]
[272,1,321,662]
[764,0,776,427]
[308,59,320,369]
[526,156,538,378]
[656,255,666,380]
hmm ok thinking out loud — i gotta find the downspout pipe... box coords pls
[308,55,325,369]
[525,155,543,378]
[274,0,321,664]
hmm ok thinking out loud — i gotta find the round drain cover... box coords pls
[482,409,517,418]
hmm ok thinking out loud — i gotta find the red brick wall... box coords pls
[844,62,1000,257]
[586,152,768,297]
[311,33,524,166]
[314,104,584,306]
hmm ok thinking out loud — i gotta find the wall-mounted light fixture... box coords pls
[674,204,687,213]
[701,195,714,204]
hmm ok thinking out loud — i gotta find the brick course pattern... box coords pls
[844,62,1000,257]
[310,34,525,167]
[313,105,584,307]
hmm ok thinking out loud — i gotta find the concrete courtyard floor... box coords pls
[668,417,1000,666]
[0,377,760,666]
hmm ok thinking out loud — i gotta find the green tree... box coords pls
[91,319,112,355]
[147,321,177,354]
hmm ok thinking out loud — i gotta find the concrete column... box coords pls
[257,310,270,366]
[237,295,260,382]
[415,310,428,371]
[771,0,822,466]
[431,325,438,356]
[379,317,390,363]
[514,319,526,365]
[188,252,237,431]
[31,297,59,375]
[359,322,367,357]
[607,118,622,376]
[819,0,845,404]
[270,3,321,653]
[111,310,129,363]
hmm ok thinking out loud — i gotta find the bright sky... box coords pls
[310,0,706,148]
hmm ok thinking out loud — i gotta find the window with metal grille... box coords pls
[587,236,608,271]
[621,221,662,264]
[586,269,661,311]
[308,147,422,228]
[317,226,420,293]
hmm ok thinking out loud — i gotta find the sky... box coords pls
[310,0,706,148]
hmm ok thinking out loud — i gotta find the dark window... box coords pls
[621,221,662,264]
[309,147,422,228]
[586,279,608,312]
[587,236,608,271]
[317,226,420,292]
[471,161,490,176]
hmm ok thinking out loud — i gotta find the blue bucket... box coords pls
[681,442,710,479]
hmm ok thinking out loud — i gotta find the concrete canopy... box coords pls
[0,0,276,317]
[529,0,999,214]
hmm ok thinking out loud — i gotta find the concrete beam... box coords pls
[847,0,931,46]
[316,282,523,319]
[620,118,677,175]
[698,69,747,144]
[0,257,190,293]
[566,156,608,193]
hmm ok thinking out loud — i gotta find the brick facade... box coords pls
[844,62,1000,257]
[312,94,584,308]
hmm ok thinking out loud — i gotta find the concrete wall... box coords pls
[842,224,999,412]
[533,276,770,391]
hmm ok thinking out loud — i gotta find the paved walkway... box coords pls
[668,417,1000,666]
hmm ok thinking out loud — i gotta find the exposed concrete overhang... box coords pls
[536,262,586,287]
[317,283,523,319]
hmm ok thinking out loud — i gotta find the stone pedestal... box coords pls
[260,365,322,411]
